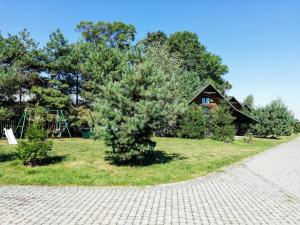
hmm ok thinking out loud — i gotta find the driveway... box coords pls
[1,137,300,224]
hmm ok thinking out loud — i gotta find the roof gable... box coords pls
[227,96,243,110]
[189,83,258,123]
[189,83,225,104]
[228,96,239,103]
[243,104,252,112]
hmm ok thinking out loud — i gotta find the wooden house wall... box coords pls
[191,86,222,108]
[190,85,256,135]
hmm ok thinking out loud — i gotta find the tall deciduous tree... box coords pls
[76,21,136,50]
[200,51,230,91]
[142,31,168,47]
[144,44,186,136]
[168,31,205,72]
[168,31,230,92]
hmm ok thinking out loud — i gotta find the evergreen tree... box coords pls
[31,79,70,109]
[251,99,295,137]
[44,29,86,106]
[294,120,300,133]
[16,116,53,166]
[208,104,236,142]
[177,105,205,139]
[0,70,19,104]
[181,70,203,100]
[0,107,13,121]
[94,54,183,165]
[80,44,129,102]
[0,29,45,104]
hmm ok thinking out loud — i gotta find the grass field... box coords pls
[0,135,297,186]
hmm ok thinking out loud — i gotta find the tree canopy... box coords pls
[0,23,232,113]
[251,99,295,137]
[0,21,244,164]
[142,31,230,94]
[76,21,136,50]
[243,95,254,109]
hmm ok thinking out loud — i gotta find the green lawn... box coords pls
[0,135,297,186]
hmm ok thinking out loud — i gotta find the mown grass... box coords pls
[0,135,297,186]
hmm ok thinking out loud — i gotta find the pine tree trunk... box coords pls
[19,85,22,103]
[76,74,79,106]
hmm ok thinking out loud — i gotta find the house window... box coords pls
[201,97,210,104]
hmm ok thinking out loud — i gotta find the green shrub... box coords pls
[208,104,236,142]
[16,121,53,166]
[251,99,295,138]
[177,105,205,139]
[244,131,253,144]
[295,121,300,133]
[0,107,13,121]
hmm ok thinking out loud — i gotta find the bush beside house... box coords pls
[207,104,236,142]
[250,99,295,138]
[177,105,205,139]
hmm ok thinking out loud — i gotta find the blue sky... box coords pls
[1,0,299,119]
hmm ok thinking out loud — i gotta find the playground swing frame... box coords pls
[15,108,72,140]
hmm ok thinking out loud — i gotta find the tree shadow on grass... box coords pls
[142,150,186,166]
[0,144,67,166]
[40,155,67,166]
[0,152,16,162]
[109,150,187,167]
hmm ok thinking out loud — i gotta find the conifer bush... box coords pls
[251,99,295,138]
[16,121,53,166]
[177,105,205,139]
[294,121,300,133]
[207,104,236,142]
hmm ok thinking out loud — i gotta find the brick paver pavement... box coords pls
[1,137,300,224]
[247,136,300,198]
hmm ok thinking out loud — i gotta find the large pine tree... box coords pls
[94,48,183,164]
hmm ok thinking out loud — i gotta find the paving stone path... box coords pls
[1,137,300,225]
